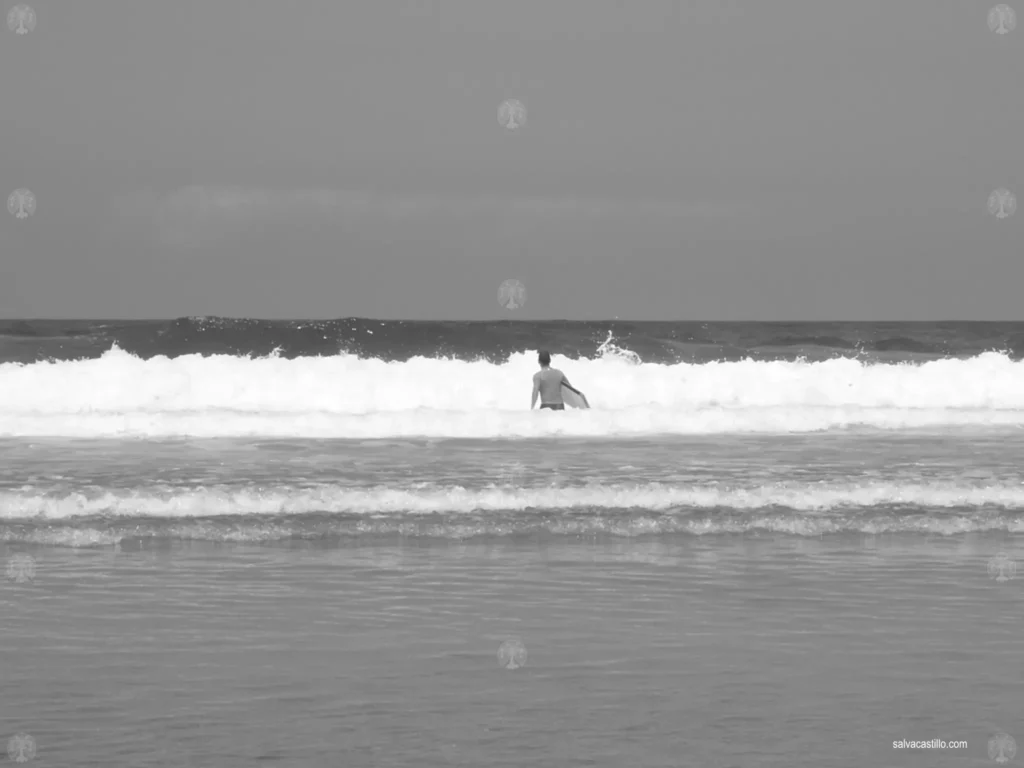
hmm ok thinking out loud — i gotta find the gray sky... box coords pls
[0,0,1021,320]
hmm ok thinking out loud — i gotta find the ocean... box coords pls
[1,318,1021,767]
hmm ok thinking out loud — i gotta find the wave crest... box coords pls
[1,347,1024,436]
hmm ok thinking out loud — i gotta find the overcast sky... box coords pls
[0,0,1021,320]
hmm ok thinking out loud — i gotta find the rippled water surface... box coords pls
[2,538,1019,767]
[4,430,1024,487]
[1,431,1021,766]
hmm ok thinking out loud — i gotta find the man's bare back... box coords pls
[534,367,567,405]
[531,350,581,410]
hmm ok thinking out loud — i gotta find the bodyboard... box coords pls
[561,384,590,409]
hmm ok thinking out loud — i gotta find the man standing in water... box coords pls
[531,350,583,410]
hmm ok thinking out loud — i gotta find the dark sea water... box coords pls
[2,319,1021,766]
[4,317,1024,363]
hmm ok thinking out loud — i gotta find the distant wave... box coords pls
[1,478,1023,547]
[4,318,1024,365]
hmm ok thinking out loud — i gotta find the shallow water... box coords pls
[2,536,1018,767]
[1,431,1022,766]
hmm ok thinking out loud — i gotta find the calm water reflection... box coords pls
[0,535,1018,767]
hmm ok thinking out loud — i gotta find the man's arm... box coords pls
[531,374,540,408]
[560,373,580,395]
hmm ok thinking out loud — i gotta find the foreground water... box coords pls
[2,432,1021,767]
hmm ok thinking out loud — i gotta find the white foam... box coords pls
[2,346,1024,437]
[1,481,1023,520]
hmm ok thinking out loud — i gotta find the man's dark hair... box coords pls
[538,350,551,366]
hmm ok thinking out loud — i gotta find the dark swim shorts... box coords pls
[540,403,565,411]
